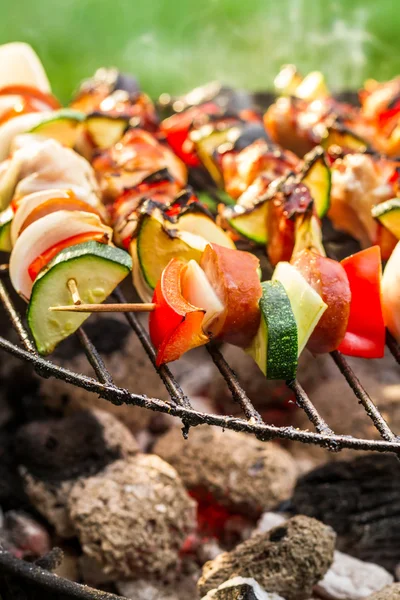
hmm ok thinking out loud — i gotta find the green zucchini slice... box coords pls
[372,198,400,240]
[301,150,331,218]
[322,126,368,153]
[85,114,129,149]
[272,261,327,355]
[247,280,298,380]
[0,207,13,252]
[136,212,208,290]
[27,241,132,355]
[28,109,86,147]
[226,202,268,245]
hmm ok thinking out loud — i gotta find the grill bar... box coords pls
[207,344,264,423]
[386,330,400,365]
[75,328,114,385]
[286,379,333,435]
[0,551,128,600]
[0,279,35,354]
[331,350,397,442]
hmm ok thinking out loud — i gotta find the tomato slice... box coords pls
[20,196,100,235]
[0,85,61,110]
[28,231,107,282]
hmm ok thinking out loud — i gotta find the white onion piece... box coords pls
[11,189,71,245]
[10,210,112,300]
[181,259,224,332]
[382,241,400,343]
[0,43,51,93]
[0,112,53,161]
[12,137,100,203]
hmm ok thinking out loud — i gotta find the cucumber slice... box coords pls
[27,241,132,355]
[301,152,331,218]
[136,212,208,289]
[28,109,86,147]
[272,262,327,355]
[85,114,129,149]
[227,202,268,245]
[247,280,298,380]
[0,207,13,252]
[372,199,400,239]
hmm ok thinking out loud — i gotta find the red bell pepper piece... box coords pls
[160,102,220,167]
[149,258,209,365]
[338,246,385,358]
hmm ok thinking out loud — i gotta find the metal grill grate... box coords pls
[0,262,400,456]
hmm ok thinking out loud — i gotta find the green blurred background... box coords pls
[1,0,400,102]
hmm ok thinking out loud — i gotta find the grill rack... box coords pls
[0,262,400,456]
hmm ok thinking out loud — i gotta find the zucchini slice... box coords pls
[85,114,129,149]
[0,207,13,252]
[191,125,241,186]
[136,212,208,289]
[247,280,298,380]
[177,212,236,249]
[226,202,268,245]
[27,241,132,355]
[28,109,86,147]
[301,151,331,218]
[322,126,368,152]
[372,199,400,240]
[272,262,327,354]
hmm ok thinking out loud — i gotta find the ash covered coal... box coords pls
[201,577,285,599]
[198,515,336,600]
[366,585,400,600]
[154,426,297,518]
[68,454,196,579]
[17,409,139,537]
[291,454,400,571]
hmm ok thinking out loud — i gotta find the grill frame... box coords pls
[0,263,399,455]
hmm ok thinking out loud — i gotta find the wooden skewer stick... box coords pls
[49,303,156,313]
[67,279,82,306]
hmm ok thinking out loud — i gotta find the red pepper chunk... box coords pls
[149,258,209,366]
[338,246,385,359]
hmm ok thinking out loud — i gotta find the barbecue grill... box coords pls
[1,91,400,599]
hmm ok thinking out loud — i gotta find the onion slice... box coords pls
[0,112,53,161]
[181,259,224,334]
[10,210,112,300]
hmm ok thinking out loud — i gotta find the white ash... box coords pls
[202,577,286,600]
[253,512,287,536]
[117,575,199,600]
[315,551,393,600]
